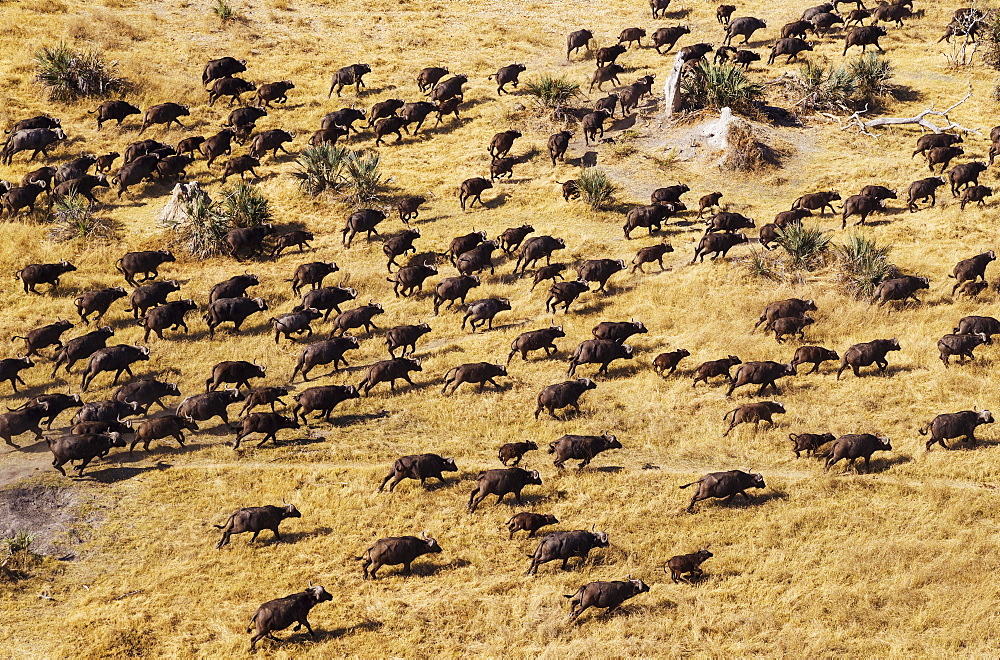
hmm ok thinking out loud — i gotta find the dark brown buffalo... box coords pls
[679,43,713,62]
[665,549,713,583]
[216,504,301,548]
[727,361,796,396]
[1,182,48,217]
[632,243,674,272]
[577,259,625,293]
[653,26,691,53]
[289,384,359,423]
[116,250,175,286]
[526,529,609,575]
[692,355,741,386]
[462,298,511,332]
[723,401,785,436]
[203,297,269,337]
[328,63,371,97]
[0,402,49,447]
[378,453,457,492]
[793,191,840,215]
[725,16,767,45]
[770,315,815,342]
[498,224,534,255]
[253,80,294,108]
[960,185,993,210]
[515,235,566,273]
[681,469,765,511]
[705,211,754,234]
[128,280,182,318]
[488,63,525,95]
[507,512,557,539]
[16,261,76,294]
[927,145,964,173]
[825,434,892,472]
[920,410,994,450]
[549,433,622,469]
[912,133,961,158]
[206,360,266,392]
[249,129,294,160]
[12,320,73,358]
[937,333,990,367]
[565,578,649,621]
[225,223,275,260]
[692,232,748,262]
[247,585,332,652]
[837,338,900,379]
[768,38,813,64]
[358,358,422,395]
[790,345,839,374]
[907,177,945,212]
[290,262,339,295]
[951,252,996,296]
[841,194,881,228]
[47,432,125,476]
[417,66,449,92]
[176,390,245,425]
[221,155,261,183]
[581,110,610,145]
[130,415,198,452]
[51,327,114,376]
[469,467,542,511]
[359,532,441,579]
[442,362,507,394]
[384,229,421,271]
[872,275,929,306]
[955,316,1000,337]
[80,345,150,391]
[113,378,180,414]
[272,230,315,258]
[508,326,565,364]
[535,378,597,419]
[210,273,259,304]
[232,412,299,449]
[12,393,80,430]
[589,66,624,93]
[138,103,190,134]
[386,323,431,358]
[498,441,539,466]
[238,386,291,416]
[567,29,594,59]
[548,131,572,165]
[790,432,836,457]
[568,339,633,376]
[330,302,383,336]
[296,286,356,321]
[532,263,567,290]
[546,280,589,313]
[754,298,817,331]
[843,25,887,55]
[653,349,690,376]
[270,308,322,344]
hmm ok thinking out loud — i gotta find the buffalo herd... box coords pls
[0,0,995,648]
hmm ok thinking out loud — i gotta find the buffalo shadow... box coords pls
[828,453,911,475]
[695,488,789,511]
[83,461,172,483]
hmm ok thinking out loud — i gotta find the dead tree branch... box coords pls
[841,89,981,137]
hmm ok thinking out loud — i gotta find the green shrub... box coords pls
[523,75,582,109]
[34,42,127,101]
[343,150,384,207]
[777,225,832,270]
[296,143,347,196]
[213,0,237,20]
[48,193,119,242]
[681,61,763,115]
[836,235,895,298]
[163,193,231,258]
[220,182,272,228]
[849,54,894,105]
[577,167,617,211]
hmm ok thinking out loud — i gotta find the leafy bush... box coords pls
[577,167,617,211]
[849,54,895,105]
[836,235,896,298]
[681,61,763,115]
[48,193,119,242]
[163,193,231,258]
[797,56,893,111]
[777,225,832,270]
[34,42,127,101]
[220,182,272,228]
[1,532,39,582]
[741,249,784,282]
[523,75,582,109]
[723,121,779,171]
[295,144,347,196]
[213,0,237,20]
[343,150,384,206]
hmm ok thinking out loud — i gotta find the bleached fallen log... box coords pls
[841,90,981,137]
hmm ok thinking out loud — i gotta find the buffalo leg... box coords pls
[271,526,281,541]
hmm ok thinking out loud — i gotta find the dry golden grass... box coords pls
[2,0,1000,656]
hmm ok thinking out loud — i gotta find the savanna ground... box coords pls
[2,0,1000,656]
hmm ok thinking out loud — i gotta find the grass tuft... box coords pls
[836,234,896,298]
[34,42,127,101]
[577,167,617,210]
[296,143,348,196]
[219,182,273,228]
[523,74,582,110]
[776,224,832,270]
[213,0,238,21]
[682,61,763,115]
[343,149,385,207]
[161,189,231,258]
[47,193,119,243]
